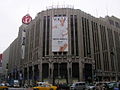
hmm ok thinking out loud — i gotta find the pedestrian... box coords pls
[96,83,101,90]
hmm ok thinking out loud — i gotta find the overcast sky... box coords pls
[0,0,120,53]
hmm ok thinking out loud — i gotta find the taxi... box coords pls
[33,82,57,90]
[0,83,8,90]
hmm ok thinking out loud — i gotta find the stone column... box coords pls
[22,68,25,85]
[49,62,53,84]
[27,67,29,81]
[79,59,84,81]
[67,62,72,83]
[51,63,54,84]
[32,65,34,81]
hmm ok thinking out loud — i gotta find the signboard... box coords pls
[22,14,32,24]
[0,54,2,67]
[21,30,26,59]
[21,14,32,59]
[52,16,68,52]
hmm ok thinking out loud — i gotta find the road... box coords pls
[9,88,33,90]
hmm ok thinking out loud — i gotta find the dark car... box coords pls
[57,83,70,90]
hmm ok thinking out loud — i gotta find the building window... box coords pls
[82,17,91,57]
[70,15,74,55]
[86,19,91,57]
[107,28,115,71]
[74,15,79,56]
[94,54,101,70]
[42,16,46,57]
[107,28,114,49]
[109,19,114,25]
[115,22,120,28]
[91,21,100,53]
[103,52,109,71]
[82,17,86,57]
[53,52,57,55]
[46,16,50,55]
[100,25,107,50]
[114,31,120,72]
[35,19,40,48]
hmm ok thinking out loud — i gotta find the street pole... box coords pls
[58,63,60,84]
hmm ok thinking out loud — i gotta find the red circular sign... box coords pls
[22,14,32,24]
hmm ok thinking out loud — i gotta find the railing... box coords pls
[46,5,74,10]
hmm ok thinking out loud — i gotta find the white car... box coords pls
[70,82,86,90]
[13,80,20,87]
[86,83,95,90]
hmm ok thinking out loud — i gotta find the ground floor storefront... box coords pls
[8,60,94,85]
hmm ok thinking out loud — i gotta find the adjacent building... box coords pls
[7,7,120,84]
[2,47,10,81]
[0,54,3,82]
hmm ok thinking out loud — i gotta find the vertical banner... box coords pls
[52,16,68,52]
[21,14,32,59]
[0,54,2,67]
[21,30,26,59]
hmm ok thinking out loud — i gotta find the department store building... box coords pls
[8,7,120,84]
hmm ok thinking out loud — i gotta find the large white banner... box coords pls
[21,30,26,59]
[52,16,68,52]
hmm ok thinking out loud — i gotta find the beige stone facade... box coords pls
[7,8,120,84]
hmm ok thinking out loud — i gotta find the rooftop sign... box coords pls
[22,14,32,24]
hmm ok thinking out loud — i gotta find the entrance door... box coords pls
[34,65,39,81]
[84,63,92,83]
[42,63,49,82]
[53,63,68,85]
[72,63,79,82]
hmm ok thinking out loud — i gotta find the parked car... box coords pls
[33,82,57,90]
[70,82,86,90]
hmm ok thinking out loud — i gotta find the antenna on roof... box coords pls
[96,8,98,17]
[27,7,30,14]
[106,5,108,16]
